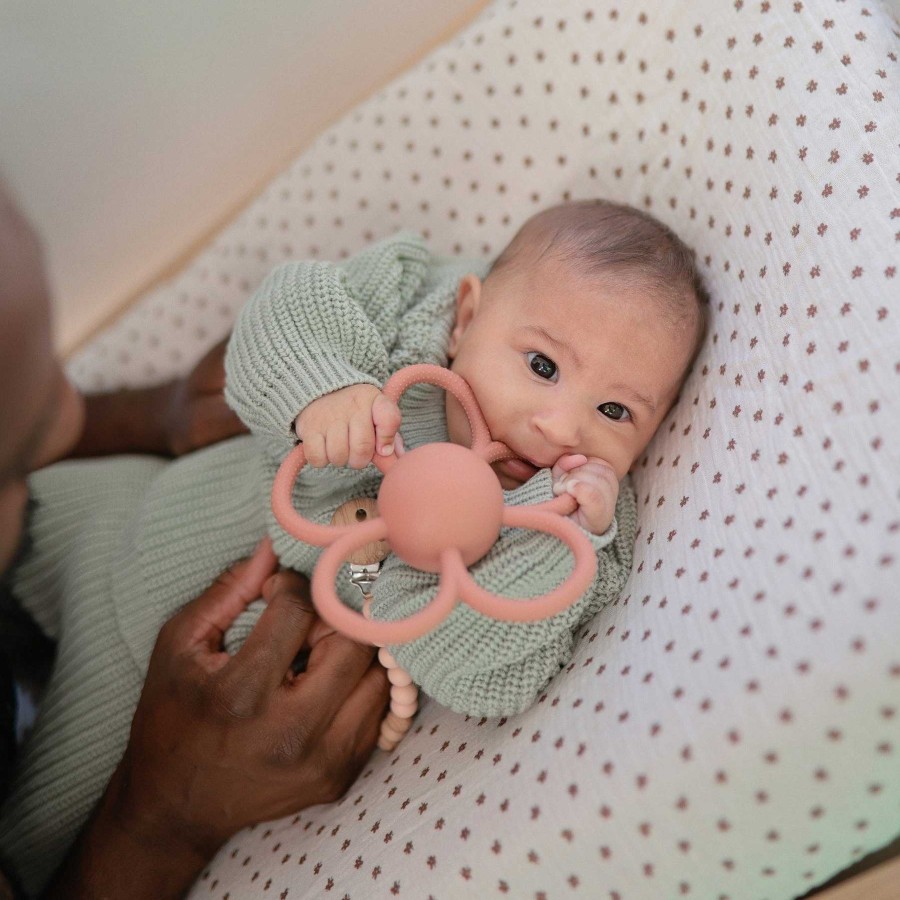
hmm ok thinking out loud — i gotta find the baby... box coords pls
[1,199,706,887]
[224,196,706,714]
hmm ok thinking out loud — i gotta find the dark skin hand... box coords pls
[69,336,247,459]
[44,539,390,900]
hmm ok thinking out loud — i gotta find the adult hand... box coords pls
[46,539,389,899]
[69,336,248,459]
[163,336,248,456]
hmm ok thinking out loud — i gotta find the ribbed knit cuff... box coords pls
[225,353,382,443]
[227,355,382,443]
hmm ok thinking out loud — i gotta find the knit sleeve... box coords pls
[224,232,431,444]
[368,472,638,717]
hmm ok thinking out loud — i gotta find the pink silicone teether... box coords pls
[272,364,598,646]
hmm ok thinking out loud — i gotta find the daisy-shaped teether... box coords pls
[271,364,597,647]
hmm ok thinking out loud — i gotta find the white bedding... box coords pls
[69,0,899,897]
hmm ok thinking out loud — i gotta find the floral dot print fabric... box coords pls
[69,0,898,897]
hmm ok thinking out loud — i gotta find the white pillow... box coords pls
[69,0,899,896]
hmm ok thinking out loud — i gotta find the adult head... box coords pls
[0,183,84,574]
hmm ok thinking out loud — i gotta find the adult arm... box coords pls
[68,336,247,459]
[43,541,389,900]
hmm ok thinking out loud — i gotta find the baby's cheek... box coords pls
[608,449,636,482]
[444,392,472,448]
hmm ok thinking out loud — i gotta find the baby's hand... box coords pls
[551,453,619,536]
[295,384,401,468]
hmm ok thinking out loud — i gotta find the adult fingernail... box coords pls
[379,444,394,456]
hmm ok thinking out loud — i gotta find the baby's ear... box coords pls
[447,274,482,358]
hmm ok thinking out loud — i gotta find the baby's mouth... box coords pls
[493,456,540,486]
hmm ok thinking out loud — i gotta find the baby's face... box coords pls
[445,256,698,490]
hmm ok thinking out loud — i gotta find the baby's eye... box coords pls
[527,352,558,381]
[598,402,630,422]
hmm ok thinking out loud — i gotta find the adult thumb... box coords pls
[176,537,278,652]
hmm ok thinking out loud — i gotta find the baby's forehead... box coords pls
[504,267,700,371]
[502,256,664,316]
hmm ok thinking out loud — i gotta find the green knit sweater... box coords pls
[0,233,636,894]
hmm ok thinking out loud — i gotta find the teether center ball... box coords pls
[377,442,504,572]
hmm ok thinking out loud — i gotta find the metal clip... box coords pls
[349,562,382,600]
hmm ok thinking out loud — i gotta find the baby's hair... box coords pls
[488,199,709,365]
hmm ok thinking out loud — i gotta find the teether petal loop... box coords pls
[451,509,597,622]
[381,364,510,457]
[311,540,461,644]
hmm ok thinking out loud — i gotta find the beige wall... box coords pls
[0,1,484,355]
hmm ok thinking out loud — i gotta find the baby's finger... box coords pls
[580,459,619,484]
[372,394,402,457]
[347,413,376,469]
[325,421,351,468]
[301,429,327,468]
[566,477,601,503]
[551,454,586,495]
[567,477,616,532]
[567,479,600,522]
[551,453,588,481]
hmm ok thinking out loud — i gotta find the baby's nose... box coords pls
[532,405,582,449]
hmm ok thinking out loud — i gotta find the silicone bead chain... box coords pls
[362,595,418,751]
